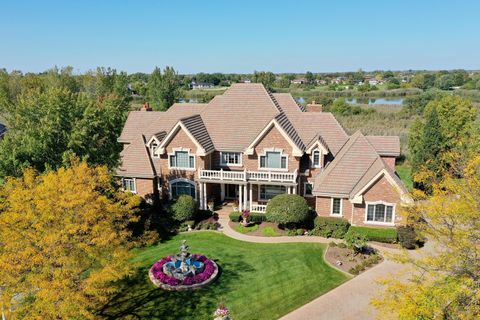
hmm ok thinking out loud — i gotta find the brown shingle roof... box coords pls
[313,131,408,198]
[116,135,155,178]
[366,136,401,156]
[180,114,214,153]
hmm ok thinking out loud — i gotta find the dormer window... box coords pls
[312,150,321,168]
[151,142,159,158]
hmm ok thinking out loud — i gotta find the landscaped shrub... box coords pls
[229,211,266,223]
[311,216,350,238]
[397,226,420,249]
[344,231,368,254]
[262,227,280,237]
[265,194,309,226]
[348,226,398,243]
[172,195,197,221]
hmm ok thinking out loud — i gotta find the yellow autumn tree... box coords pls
[0,162,148,319]
[372,156,480,319]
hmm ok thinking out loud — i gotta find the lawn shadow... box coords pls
[98,252,255,319]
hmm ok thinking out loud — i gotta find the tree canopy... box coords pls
[147,66,182,111]
[0,162,153,319]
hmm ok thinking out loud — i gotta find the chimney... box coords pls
[141,102,152,111]
[306,100,322,112]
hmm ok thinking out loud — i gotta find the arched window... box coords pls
[312,150,321,168]
[170,179,196,199]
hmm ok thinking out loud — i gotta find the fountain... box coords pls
[149,240,219,291]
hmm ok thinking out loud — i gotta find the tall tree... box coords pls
[147,66,182,111]
[372,155,480,319]
[0,162,153,319]
[252,71,275,90]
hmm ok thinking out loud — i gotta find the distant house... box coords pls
[291,78,307,84]
[0,122,6,139]
[190,81,214,90]
[240,78,251,84]
[315,79,327,85]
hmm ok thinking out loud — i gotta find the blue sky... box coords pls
[1,0,479,74]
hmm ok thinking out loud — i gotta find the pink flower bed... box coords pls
[150,254,216,287]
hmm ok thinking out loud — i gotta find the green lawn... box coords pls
[396,163,413,191]
[99,232,348,320]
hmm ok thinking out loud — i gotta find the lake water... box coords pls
[345,98,404,105]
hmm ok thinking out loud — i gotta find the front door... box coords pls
[225,184,239,199]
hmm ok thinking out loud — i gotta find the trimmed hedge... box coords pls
[265,194,310,225]
[348,226,398,244]
[311,216,350,238]
[397,226,419,249]
[172,195,197,221]
[229,211,266,223]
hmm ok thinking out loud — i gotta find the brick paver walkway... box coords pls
[215,209,430,320]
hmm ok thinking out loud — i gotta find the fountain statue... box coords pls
[162,240,204,280]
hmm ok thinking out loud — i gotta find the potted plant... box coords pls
[241,209,250,226]
[214,304,231,320]
[208,199,215,211]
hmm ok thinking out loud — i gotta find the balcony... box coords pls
[199,169,297,184]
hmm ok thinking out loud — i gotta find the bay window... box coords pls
[366,202,395,224]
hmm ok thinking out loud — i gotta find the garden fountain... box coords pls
[149,240,219,291]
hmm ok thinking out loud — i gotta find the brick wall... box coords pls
[135,178,156,198]
[314,175,403,227]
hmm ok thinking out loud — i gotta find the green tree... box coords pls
[252,71,275,90]
[147,66,182,111]
[411,73,436,90]
[305,71,315,84]
[171,195,197,221]
[0,162,152,319]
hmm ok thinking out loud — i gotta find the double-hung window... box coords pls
[312,150,321,168]
[169,151,195,169]
[220,152,241,166]
[259,185,286,200]
[366,203,394,224]
[122,178,136,193]
[259,151,287,170]
[331,198,342,216]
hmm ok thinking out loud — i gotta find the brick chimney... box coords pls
[306,100,322,112]
[141,102,152,111]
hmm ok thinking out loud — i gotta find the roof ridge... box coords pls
[348,156,382,196]
[274,112,306,150]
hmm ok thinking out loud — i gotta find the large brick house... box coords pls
[117,83,412,227]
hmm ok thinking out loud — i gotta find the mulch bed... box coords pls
[325,245,383,275]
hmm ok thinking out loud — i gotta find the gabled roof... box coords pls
[274,112,306,151]
[116,135,156,178]
[180,114,214,153]
[313,131,408,200]
[366,136,401,156]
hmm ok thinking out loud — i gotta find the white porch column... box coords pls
[199,183,204,210]
[292,185,297,194]
[239,184,243,211]
[287,186,291,194]
[203,183,208,211]
[220,183,225,202]
[249,184,253,211]
[243,184,248,211]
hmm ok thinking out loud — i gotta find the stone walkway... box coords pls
[215,208,425,320]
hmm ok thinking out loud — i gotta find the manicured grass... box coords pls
[100,232,347,320]
[348,226,398,243]
[235,223,259,234]
[396,163,413,191]
[262,226,280,237]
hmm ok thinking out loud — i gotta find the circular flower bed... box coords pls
[149,254,219,291]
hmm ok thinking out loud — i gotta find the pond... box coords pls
[345,97,404,105]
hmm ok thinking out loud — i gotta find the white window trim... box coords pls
[122,178,137,194]
[364,201,396,226]
[219,151,242,167]
[258,184,287,201]
[151,142,160,158]
[257,148,289,172]
[146,136,161,158]
[303,182,314,197]
[330,198,343,216]
[169,178,197,201]
[168,147,196,171]
[312,149,322,168]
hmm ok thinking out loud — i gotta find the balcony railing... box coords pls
[199,169,297,184]
[250,204,267,213]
